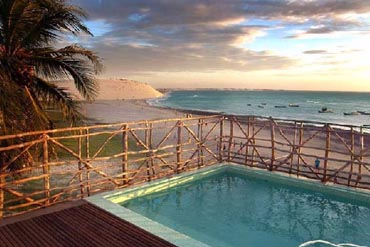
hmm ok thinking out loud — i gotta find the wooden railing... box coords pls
[0,116,222,217]
[224,116,370,189]
[1,115,370,217]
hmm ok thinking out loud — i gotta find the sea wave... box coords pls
[306,100,320,104]
[147,91,172,106]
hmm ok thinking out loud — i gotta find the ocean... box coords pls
[149,90,370,127]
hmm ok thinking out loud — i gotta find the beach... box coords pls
[80,100,184,124]
[77,79,370,186]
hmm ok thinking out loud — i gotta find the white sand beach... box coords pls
[80,100,182,124]
[67,78,183,123]
[59,78,163,101]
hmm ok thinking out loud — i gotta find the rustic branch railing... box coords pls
[1,115,370,218]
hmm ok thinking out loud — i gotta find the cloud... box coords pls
[94,42,295,74]
[69,0,370,76]
[303,50,327,54]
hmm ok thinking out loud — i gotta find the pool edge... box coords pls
[86,163,370,247]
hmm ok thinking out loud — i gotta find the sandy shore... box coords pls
[60,79,163,100]
[80,100,187,124]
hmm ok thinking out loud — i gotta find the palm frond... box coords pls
[31,76,82,123]
[19,0,92,48]
[26,55,98,100]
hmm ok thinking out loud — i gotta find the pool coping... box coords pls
[86,164,227,247]
[86,163,370,247]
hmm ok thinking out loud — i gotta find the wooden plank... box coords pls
[0,202,176,247]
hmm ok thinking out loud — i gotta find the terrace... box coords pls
[1,115,370,245]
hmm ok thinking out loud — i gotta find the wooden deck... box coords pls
[0,201,177,247]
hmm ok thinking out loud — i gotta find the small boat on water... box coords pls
[261,103,267,105]
[275,105,287,108]
[357,111,370,115]
[258,105,264,108]
[247,104,252,106]
[318,107,333,113]
[344,112,360,116]
[288,104,299,107]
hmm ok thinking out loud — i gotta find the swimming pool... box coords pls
[87,164,370,247]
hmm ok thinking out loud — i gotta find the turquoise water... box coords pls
[149,90,370,126]
[121,171,370,247]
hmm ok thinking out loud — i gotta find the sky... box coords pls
[69,0,370,91]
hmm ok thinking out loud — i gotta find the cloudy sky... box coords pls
[70,0,370,91]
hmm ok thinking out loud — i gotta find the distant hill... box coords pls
[58,79,163,100]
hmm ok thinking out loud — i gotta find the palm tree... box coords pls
[0,0,102,171]
[0,0,102,136]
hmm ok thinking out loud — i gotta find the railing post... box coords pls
[227,117,234,162]
[251,117,256,166]
[145,122,151,181]
[356,127,364,187]
[218,117,224,162]
[323,124,331,182]
[245,116,250,166]
[122,124,129,185]
[289,121,297,174]
[197,119,204,168]
[85,129,91,196]
[176,120,182,173]
[149,123,155,178]
[348,127,355,186]
[42,134,50,206]
[297,122,303,177]
[78,129,84,197]
[269,118,275,171]
[0,153,5,218]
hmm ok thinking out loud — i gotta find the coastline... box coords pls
[80,96,220,125]
[83,98,370,183]
[143,98,369,149]
[80,99,187,124]
[80,96,369,153]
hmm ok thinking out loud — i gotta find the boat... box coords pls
[357,111,370,115]
[261,103,267,105]
[247,104,251,106]
[344,112,360,116]
[318,107,333,113]
[288,104,299,107]
[258,105,264,108]
[275,105,287,108]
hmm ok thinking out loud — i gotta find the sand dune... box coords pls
[59,79,163,100]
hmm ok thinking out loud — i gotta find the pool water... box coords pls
[121,171,370,247]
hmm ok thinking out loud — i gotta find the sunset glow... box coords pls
[71,0,370,91]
